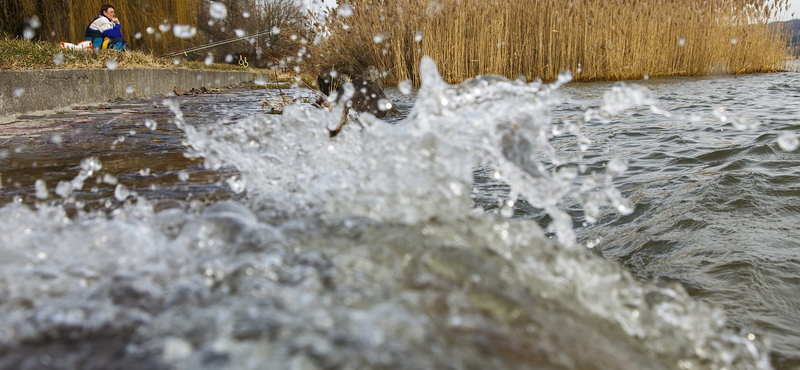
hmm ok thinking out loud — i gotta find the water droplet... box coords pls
[115,184,130,201]
[139,168,151,176]
[134,32,142,40]
[173,25,197,38]
[35,179,49,199]
[377,98,393,111]
[23,28,35,40]
[271,26,281,35]
[50,134,62,144]
[606,157,628,177]
[227,176,246,194]
[55,181,72,198]
[103,174,118,185]
[144,119,157,130]
[373,33,385,44]
[81,157,102,172]
[778,132,799,151]
[578,137,591,152]
[146,27,155,34]
[106,59,118,70]
[712,106,727,122]
[731,38,738,45]
[243,11,250,18]
[556,70,573,85]
[204,54,214,66]
[178,171,190,181]
[53,53,64,66]
[339,3,354,16]
[173,58,181,65]
[414,31,423,42]
[210,2,228,19]
[616,202,633,215]
[398,80,412,95]
[732,118,760,131]
[28,16,41,29]
[126,86,134,94]
[678,38,686,47]
[13,88,25,97]
[159,23,171,33]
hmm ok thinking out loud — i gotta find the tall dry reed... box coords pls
[310,0,792,84]
[2,0,200,55]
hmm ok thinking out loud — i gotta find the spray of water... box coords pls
[0,58,774,370]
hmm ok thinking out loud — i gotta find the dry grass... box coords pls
[310,0,793,84]
[0,36,247,71]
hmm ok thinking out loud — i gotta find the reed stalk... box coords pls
[309,0,792,84]
[1,0,200,55]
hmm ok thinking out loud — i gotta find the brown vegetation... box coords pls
[309,0,794,84]
[0,36,245,70]
[0,0,311,68]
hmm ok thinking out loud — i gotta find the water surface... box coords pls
[1,62,798,369]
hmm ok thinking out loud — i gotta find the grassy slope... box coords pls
[0,37,252,71]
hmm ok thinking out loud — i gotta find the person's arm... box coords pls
[94,16,123,39]
[101,22,123,39]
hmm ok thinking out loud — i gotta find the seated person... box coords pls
[85,4,131,51]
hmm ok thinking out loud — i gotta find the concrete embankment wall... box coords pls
[0,68,261,117]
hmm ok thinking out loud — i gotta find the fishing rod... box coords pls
[240,36,328,104]
[161,29,272,57]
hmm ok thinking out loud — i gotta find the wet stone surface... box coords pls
[0,88,277,212]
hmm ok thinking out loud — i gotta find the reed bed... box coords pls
[310,0,793,84]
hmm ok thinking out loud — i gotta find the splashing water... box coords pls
[0,58,775,370]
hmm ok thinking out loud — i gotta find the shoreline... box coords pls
[0,68,267,121]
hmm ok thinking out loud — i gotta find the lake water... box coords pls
[1,58,799,369]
